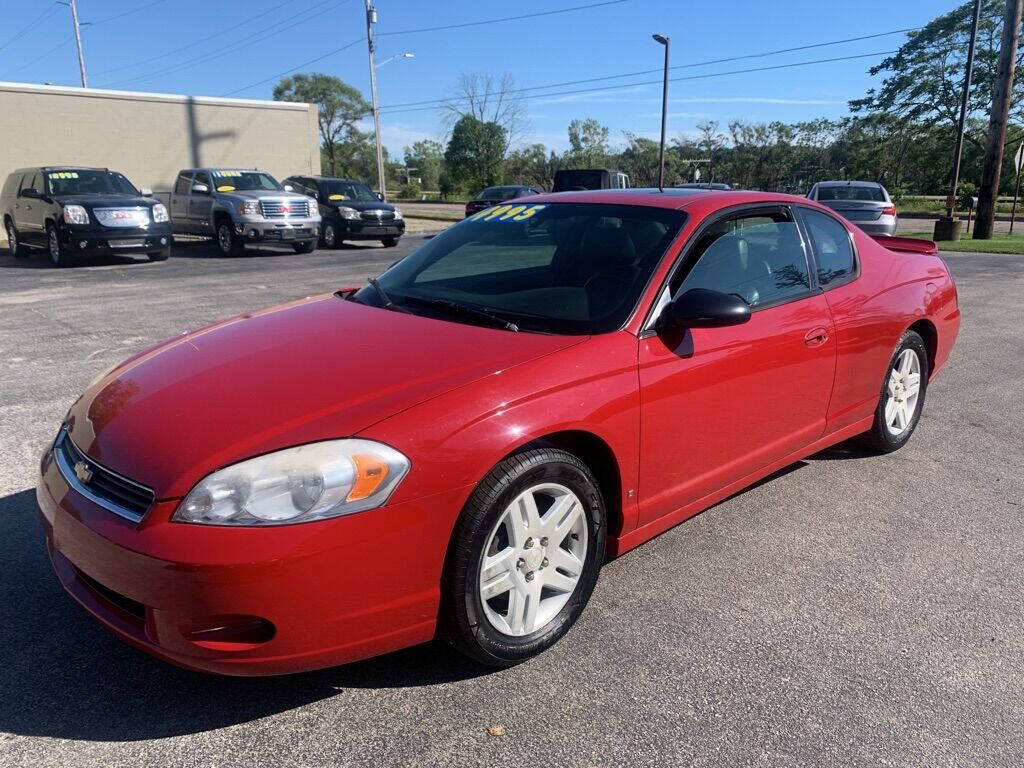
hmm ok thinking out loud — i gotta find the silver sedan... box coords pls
[807,181,897,236]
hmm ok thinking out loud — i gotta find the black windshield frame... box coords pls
[355,202,687,335]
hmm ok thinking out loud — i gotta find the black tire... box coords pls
[216,219,244,256]
[46,223,69,267]
[381,236,399,248]
[292,239,316,254]
[865,330,929,453]
[147,246,170,261]
[321,221,339,249]
[441,447,606,667]
[6,219,26,258]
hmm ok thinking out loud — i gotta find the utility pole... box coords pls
[975,0,1023,239]
[935,0,980,242]
[66,0,88,87]
[364,0,386,201]
[652,34,670,191]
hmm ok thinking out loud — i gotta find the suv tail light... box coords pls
[881,205,897,217]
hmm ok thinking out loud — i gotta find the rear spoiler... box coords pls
[870,234,939,256]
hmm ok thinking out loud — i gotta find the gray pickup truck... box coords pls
[161,168,321,255]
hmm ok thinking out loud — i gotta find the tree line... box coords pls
[274,0,1024,201]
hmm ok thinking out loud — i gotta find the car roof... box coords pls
[13,166,108,173]
[814,180,884,188]
[306,176,365,182]
[523,187,813,211]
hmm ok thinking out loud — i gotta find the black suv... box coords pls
[283,175,405,249]
[2,166,173,266]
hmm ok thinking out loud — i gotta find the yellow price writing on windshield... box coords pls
[468,203,546,222]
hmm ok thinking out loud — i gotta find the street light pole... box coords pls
[653,34,670,191]
[364,0,386,200]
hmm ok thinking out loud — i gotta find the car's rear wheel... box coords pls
[381,236,399,248]
[441,448,606,667]
[216,220,243,256]
[321,222,339,249]
[292,240,316,254]
[866,330,928,453]
[46,224,68,267]
[6,220,26,258]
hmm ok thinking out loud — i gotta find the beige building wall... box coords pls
[0,81,320,193]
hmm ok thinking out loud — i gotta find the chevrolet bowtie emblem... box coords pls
[74,460,93,484]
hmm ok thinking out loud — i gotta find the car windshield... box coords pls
[209,171,281,192]
[355,202,686,335]
[322,180,377,202]
[45,170,138,196]
[817,185,885,202]
[477,187,522,201]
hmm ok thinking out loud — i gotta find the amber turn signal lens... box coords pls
[347,454,391,501]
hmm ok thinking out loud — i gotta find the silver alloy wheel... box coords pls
[48,227,61,264]
[6,223,16,255]
[217,223,233,254]
[885,348,922,435]
[478,482,588,637]
[323,223,336,248]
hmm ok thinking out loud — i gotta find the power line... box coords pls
[91,0,309,76]
[90,0,167,26]
[0,5,61,53]
[375,0,629,36]
[6,36,76,77]
[106,0,342,88]
[380,27,919,112]
[222,37,364,96]
[378,50,899,116]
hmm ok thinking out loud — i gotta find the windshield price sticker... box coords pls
[328,194,348,201]
[468,203,547,222]
[216,185,235,192]
[213,170,243,178]
[51,172,79,179]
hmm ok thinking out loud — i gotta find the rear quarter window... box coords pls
[802,209,856,286]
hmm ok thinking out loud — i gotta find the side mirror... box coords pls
[191,183,210,195]
[376,192,384,201]
[20,187,40,199]
[140,188,153,197]
[656,288,751,330]
[283,184,294,192]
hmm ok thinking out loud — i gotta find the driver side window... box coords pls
[672,210,811,308]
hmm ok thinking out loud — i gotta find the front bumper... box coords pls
[62,223,172,255]
[333,217,405,240]
[234,216,320,243]
[37,443,464,676]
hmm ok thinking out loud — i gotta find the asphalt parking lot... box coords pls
[0,237,1021,768]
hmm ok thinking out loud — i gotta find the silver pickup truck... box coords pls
[161,168,320,255]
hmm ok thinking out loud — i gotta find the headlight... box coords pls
[392,208,403,220]
[238,200,261,216]
[62,205,89,225]
[152,203,169,223]
[336,206,361,220]
[173,439,410,526]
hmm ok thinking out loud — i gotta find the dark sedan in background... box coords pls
[807,180,897,236]
[464,184,544,217]
[283,175,405,248]
[2,166,172,266]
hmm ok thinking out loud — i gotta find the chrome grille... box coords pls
[94,207,150,228]
[360,209,395,221]
[53,428,154,522]
[259,199,310,218]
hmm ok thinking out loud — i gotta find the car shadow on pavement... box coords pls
[0,252,147,269]
[0,488,492,742]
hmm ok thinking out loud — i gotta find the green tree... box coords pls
[403,139,444,191]
[504,143,557,189]
[273,73,371,177]
[564,118,610,168]
[618,132,679,187]
[444,115,507,194]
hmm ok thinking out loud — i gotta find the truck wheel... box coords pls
[292,240,316,254]
[6,219,26,258]
[381,236,399,248]
[321,222,339,249]
[46,224,69,267]
[147,246,170,262]
[216,221,243,256]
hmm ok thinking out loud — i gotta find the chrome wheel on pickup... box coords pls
[216,221,243,256]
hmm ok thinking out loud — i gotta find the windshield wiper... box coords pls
[402,295,519,332]
[367,278,413,314]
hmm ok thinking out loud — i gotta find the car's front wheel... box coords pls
[441,448,606,666]
[381,236,399,248]
[147,246,170,261]
[321,221,339,249]
[866,330,928,453]
[46,224,68,267]
[292,240,316,254]
[216,221,243,256]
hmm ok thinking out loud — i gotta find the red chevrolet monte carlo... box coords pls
[37,189,960,675]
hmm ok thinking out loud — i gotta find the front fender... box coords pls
[359,332,642,535]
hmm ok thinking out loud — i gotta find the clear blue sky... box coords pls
[1,0,958,157]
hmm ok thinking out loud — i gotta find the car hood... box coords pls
[326,200,395,212]
[65,295,584,498]
[52,194,155,209]
[224,190,310,201]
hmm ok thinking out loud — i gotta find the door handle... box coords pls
[804,327,829,347]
